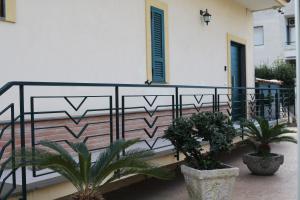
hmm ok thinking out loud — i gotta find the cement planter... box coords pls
[243,153,284,176]
[181,165,239,200]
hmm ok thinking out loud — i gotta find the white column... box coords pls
[296,0,300,199]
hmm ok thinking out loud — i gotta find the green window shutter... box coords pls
[151,6,165,83]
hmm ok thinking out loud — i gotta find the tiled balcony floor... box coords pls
[104,134,297,200]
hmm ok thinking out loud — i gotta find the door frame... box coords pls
[227,33,247,93]
[226,33,247,120]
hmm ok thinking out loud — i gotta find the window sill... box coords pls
[151,81,168,85]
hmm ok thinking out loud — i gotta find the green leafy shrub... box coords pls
[256,60,295,105]
[191,112,236,154]
[255,60,296,88]
[164,112,237,170]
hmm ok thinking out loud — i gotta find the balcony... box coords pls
[285,41,296,60]
[0,81,295,200]
[233,0,289,11]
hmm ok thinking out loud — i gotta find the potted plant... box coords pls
[242,117,297,175]
[164,112,239,200]
[16,139,172,200]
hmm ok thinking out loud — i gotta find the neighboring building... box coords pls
[0,0,290,200]
[253,0,295,66]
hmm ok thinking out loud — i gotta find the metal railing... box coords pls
[0,81,295,200]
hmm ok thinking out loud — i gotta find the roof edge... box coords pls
[276,0,291,6]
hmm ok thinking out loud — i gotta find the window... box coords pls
[287,17,295,45]
[254,26,264,46]
[146,0,169,83]
[0,0,5,18]
[151,6,165,83]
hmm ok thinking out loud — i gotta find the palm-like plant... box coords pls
[242,117,297,156]
[18,139,172,200]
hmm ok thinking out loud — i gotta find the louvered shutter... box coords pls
[151,7,165,83]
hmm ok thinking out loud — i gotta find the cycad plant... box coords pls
[242,117,297,156]
[18,139,172,200]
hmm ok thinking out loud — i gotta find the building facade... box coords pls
[0,1,290,200]
[253,0,295,66]
[0,0,268,88]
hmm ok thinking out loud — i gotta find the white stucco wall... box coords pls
[0,0,256,120]
[0,0,254,87]
[253,0,295,66]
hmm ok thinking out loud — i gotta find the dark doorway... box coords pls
[231,41,246,121]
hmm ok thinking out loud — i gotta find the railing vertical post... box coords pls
[175,87,180,161]
[121,96,125,140]
[30,97,37,177]
[175,87,179,119]
[11,104,16,194]
[254,88,259,119]
[179,95,182,117]
[292,88,296,118]
[19,85,27,200]
[293,88,296,117]
[217,94,220,112]
[288,89,291,124]
[115,86,120,141]
[260,92,265,118]
[172,96,175,120]
[109,96,113,143]
[275,89,279,125]
[214,88,218,113]
[212,95,215,113]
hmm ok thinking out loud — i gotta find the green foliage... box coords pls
[164,112,237,170]
[255,64,274,80]
[16,139,173,200]
[255,60,296,88]
[242,117,297,156]
[191,112,236,154]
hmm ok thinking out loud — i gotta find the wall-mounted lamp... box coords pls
[200,9,212,25]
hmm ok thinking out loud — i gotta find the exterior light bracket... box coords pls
[200,9,212,25]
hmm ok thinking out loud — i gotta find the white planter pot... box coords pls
[181,165,239,200]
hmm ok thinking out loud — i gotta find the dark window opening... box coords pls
[286,59,296,66]
[287,17,295,45]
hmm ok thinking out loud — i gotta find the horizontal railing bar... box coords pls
[0,81,294,95]
[32,95,112,98]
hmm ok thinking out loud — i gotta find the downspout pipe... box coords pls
[295,0,300,199]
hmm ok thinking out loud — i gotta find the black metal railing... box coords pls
[0,81,295,200]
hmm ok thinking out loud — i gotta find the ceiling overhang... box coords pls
[233,0,290,11]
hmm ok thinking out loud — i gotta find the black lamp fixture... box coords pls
[200,9,212,25]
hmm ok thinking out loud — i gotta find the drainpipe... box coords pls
[296,0,300,199]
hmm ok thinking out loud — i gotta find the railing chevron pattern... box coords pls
[0,81,294,200]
